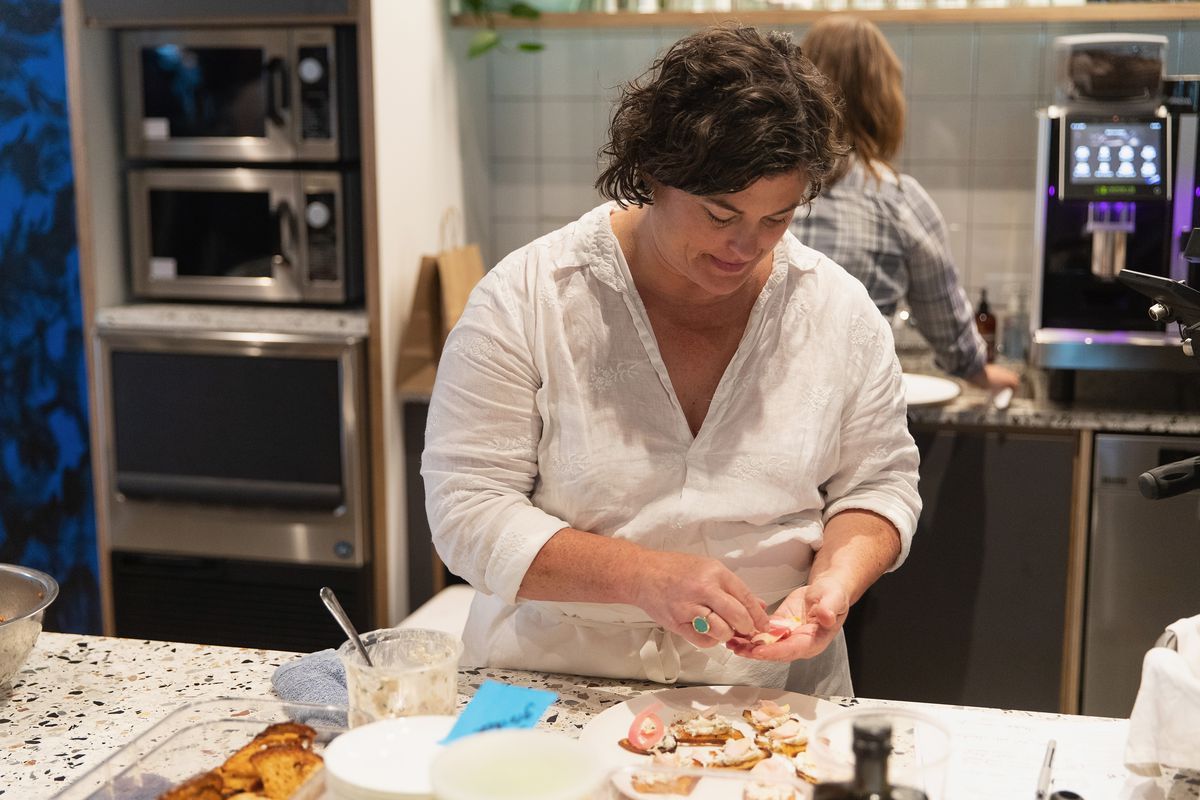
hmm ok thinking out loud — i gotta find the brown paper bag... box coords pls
[395,243,486,394]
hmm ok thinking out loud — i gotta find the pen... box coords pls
[1036,738,1057,799]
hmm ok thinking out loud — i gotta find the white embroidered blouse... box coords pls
[421,203,921,688]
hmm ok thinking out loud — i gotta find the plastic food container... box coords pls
[338,627,463,727]
[51,697,348,800]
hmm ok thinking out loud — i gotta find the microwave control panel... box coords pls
[306,191,339,283]
[298,45,333,142]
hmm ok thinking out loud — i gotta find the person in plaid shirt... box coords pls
[791,16,1020,393]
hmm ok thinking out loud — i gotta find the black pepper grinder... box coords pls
[813,718,929,800]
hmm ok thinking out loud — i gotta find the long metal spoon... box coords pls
[320,586,373,667]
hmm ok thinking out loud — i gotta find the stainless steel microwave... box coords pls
[120,27,357,162]
[95,324,370,567]
[128,167,362,305]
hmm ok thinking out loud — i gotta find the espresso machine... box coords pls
[1032,34,1200,373]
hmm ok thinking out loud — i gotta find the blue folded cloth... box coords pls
[272,648,348,708]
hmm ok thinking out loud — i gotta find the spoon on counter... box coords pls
[320,586,373,667]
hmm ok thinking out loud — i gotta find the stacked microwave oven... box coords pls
[99,25,373,651]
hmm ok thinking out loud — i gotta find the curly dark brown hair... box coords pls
[596,24,848,208]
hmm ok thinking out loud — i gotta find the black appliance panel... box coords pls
[111,350,343,507]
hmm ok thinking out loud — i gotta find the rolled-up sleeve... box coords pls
[421,263,570,604]
[821,309,922,570]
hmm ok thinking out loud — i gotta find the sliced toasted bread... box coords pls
[250,744,324,800]
[630,771,702,795]
[219,729,312,787]
[155,770,225,800]
[670,713,744,746]
[753,717,808,756]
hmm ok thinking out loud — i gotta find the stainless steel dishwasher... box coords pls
[1084,433,1200,717]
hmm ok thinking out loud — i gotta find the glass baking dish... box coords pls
[53,697,348,800]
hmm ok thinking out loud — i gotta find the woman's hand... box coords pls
[723,575,850,661]
[968,363,1020,392]
[631,550,772,650]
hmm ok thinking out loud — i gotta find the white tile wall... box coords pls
[539,99,603,160]
[491,160,540,221]
[909,26,976,97]
[907,98,974,161]
[490,100,539,159]
[974,99,1041,161]
[1181,23,1200,74]
[977,26,1044,97]
[972,161,1039,229]
[472,21,1193,298]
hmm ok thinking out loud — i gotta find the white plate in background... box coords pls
[902,373,961,407]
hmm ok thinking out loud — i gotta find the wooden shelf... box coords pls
[453,3,1200,27]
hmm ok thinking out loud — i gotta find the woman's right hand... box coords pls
[629,550,771,650]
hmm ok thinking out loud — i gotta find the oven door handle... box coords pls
[274,199,298,272]
[266,56,290,128]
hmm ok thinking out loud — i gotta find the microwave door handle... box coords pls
[266,56,290,127]
[274,200,298,270]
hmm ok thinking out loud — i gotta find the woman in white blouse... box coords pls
[422,24,922,694]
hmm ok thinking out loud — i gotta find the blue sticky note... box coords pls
[441,680,558,744]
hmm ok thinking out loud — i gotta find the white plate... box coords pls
[580,686,835,796]
[323,714,456,798]
[579,685,841,798]
[902,373,962,407]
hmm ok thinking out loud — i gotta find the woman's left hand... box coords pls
[723,575,850,662]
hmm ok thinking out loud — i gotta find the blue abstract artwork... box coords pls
[0,0,99,633]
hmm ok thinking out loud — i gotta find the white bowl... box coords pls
[430,729,605,800]
[323,714,456,799]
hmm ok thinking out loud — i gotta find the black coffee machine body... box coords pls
[1032,34,1200,371]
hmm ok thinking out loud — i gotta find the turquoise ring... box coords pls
[691,614,711,634]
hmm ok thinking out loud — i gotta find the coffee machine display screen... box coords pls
[1064,119,1166,199]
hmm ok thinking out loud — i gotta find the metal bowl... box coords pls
[0,564,58,686]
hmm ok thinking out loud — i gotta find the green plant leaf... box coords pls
[508,2,541,19]
[516,42,545,52]
[468,29,501,58]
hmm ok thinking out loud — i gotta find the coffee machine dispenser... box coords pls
[1032,34,1200,371]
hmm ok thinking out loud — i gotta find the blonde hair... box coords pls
[801,16,905,183]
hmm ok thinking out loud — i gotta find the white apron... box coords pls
[461,593,853,695]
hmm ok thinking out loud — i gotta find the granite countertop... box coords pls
[899,350,1200,435]
[906,385,1200,435]
[4,632,1196,799]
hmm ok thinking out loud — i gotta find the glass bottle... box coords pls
[975,288,997,363]
[1000,288,1030,362]
[813,719,929,800]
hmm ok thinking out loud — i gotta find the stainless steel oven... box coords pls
[128,167,361,305]
[120,27,357,162]
[95,325,370,567]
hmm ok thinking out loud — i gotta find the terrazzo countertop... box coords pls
[1,633,656,799]
[4,633,1196,799]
